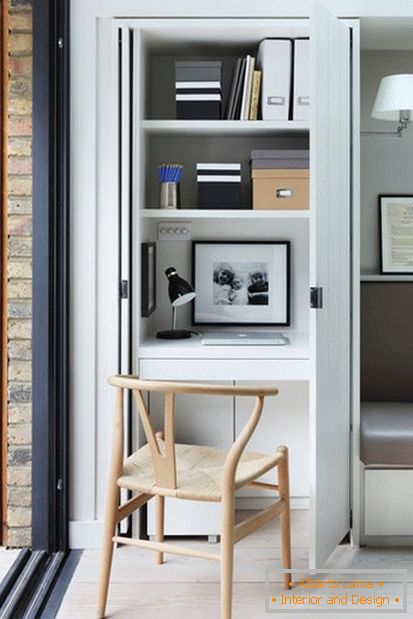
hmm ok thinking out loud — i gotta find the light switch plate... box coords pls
[157,221,192,241]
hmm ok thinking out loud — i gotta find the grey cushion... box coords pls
[360,402,413,465]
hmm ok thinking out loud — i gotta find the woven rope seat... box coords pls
[118,440,283,502]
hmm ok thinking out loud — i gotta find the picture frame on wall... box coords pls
[379,195,413,274]
[192,241,290,326]
[141,242,157,317]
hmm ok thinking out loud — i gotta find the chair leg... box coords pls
[97,484,119,618]
[220,495,235,619]
[155,495,165,564]
[97,387,124,618]
[278,446,292,589]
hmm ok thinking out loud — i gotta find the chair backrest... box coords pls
[108,375,278,491]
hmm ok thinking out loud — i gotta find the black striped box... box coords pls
[175,62,222,120]
[197,163,242,209]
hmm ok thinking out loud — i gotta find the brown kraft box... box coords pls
[252,168,309,210]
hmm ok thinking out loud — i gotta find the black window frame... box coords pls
[32,0,70,553]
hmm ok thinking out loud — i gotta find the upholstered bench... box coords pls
[360,402,413,539]
[361,402,413,466]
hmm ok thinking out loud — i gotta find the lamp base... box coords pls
[156,329,193,340]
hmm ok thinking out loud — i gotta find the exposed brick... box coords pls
[8,382,32,403]
[8,466,31,486]
[8,237,32,257]
[8,156,32,175]
[8,487,31,509]
[7,0,33,548]
[8,136,31,156]
[8,360,31,383]
[8,116,32,136]
[8,403,31,424]
[9,339,32,360]
[7,217,32,236]
[10,0,32,7]
[9,75,31,100]
[8,259,32,278]
[8,301,32,319]
[9,33,32,56]
[8,506,31,527]
[8,423,31,446]
[7,214,32,235]
[8,55,32,75]
[8,96,31,115]
[9,11,32,32]
[8,446,31,467]
[8,319,31,339]
[8,278,32,298]
[8,197,32,214]
[7,527,31,548]
[8,176,32,196]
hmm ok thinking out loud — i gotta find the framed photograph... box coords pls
[379,195,413,274]
[141,242,156,317]
[192,241,290,326]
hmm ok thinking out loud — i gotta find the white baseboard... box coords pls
[69,520,104,549]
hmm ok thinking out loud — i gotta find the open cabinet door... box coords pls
[118,25,132,534]
[309,1,351,567]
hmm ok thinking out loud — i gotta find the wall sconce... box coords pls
[363,73,413,138]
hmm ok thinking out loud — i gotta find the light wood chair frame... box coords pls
[97,375,291,619]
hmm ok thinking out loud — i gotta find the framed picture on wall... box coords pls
[379,195,413,274]
[192,241,290,326]
[141,242,157,317]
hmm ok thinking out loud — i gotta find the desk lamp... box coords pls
[156,267,196,339]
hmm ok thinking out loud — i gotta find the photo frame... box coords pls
[192,241,290,326]
[379,195,413,274]
[141,242,157,317]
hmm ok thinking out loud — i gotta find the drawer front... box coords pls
[139,358,310,381]
[365,469,413,535]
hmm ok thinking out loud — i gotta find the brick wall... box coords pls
[6,0,32,548]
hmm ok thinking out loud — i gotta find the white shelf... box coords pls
[141,120,309,136]
[142,208,309,219]
[138,332,309,360]
[361,274,413,282]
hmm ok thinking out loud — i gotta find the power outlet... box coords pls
[157,221,192,241]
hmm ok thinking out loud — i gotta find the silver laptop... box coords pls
[201,331,289,346]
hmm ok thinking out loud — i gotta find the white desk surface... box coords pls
[138,332,309,360]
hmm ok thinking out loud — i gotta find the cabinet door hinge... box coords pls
[310,287,323,309]
[120,280,129,299]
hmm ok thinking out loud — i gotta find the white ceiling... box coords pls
[361,18,413,50]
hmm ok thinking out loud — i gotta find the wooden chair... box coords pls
[97,375,291,619]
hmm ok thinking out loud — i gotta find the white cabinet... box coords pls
[235,381,309,501]
[70,2,358,565]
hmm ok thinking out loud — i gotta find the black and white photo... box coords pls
[192,241,290,326]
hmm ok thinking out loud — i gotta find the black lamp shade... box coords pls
[165,267,196,306]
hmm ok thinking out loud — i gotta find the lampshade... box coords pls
[371,74,413,121]
[165,267,196,307]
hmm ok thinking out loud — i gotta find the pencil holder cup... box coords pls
[160,182,180,209]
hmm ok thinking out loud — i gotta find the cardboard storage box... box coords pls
[252,168,309,210]
[175,61,222,120]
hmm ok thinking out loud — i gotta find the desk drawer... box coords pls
[139,358,310,381]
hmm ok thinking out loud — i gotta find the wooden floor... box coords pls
[58,511,413,618]
[0,547,20,580]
